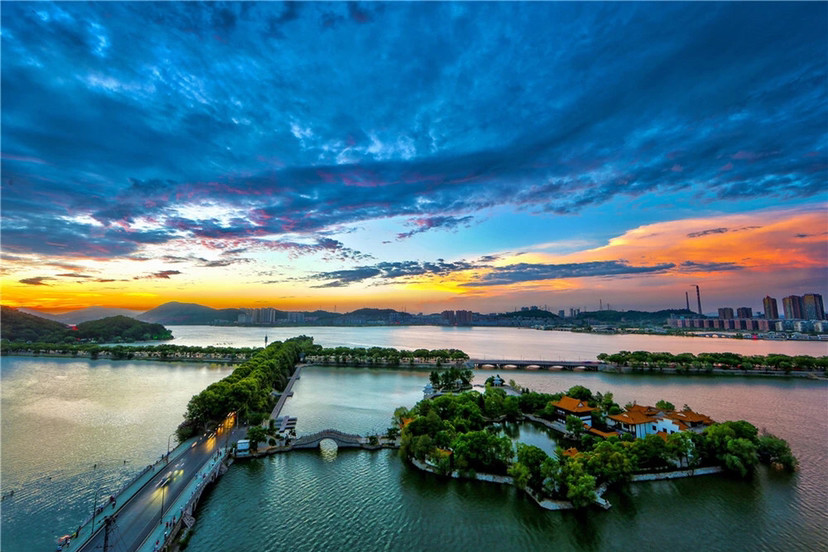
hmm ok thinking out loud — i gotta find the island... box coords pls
[396,381,798,510]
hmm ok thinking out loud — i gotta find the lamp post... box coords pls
[166,432,177,463]
[90,486,101,533]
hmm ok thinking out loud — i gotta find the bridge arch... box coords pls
[292,429,365,449]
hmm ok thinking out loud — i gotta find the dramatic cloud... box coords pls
[679,261,743,272]
[19,276,54,286]
[463,261,675,287]
[311,260,480,288]
[134,270,182,280]
[1,2,825,263]
[397,216,474,240]
[687,228,729,239]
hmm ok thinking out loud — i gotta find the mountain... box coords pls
[75,316,172,341]
[576,309,694,324]
[138,301,240,325]
[1,306,71,342]
[19,306,145,324]
[1,307,172,342]
[346,308,412,318]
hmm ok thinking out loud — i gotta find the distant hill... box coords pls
[1,307,172,343]
[20,306,145,324]
[345,308,413,320]
[75,316,172,341]
[138,301,240,325]
[576,309,694,324]
[498,309,559,319]
[1,306,71,342]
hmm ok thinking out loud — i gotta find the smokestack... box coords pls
[685,292,690,311]
[599,299,603,311]
[695,285,702,315]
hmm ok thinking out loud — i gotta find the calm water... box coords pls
[0,357,233,552]
[163,324,828,358]
[2,326,827,552]
[184,367,828,552]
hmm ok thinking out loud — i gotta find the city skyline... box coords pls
[2,3,827,314]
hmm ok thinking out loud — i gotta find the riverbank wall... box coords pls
[1,351,245,364]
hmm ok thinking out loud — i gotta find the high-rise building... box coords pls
[718,307,734,319]
[736,307,752,319]
[763,296,779,319]
[802,293,825,320]
[456,310,474,325]
[782,295,804,320]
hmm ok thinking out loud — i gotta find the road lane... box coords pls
[76,420,245,552]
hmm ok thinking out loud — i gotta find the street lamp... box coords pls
[90,486,101,533]
[166,432,177,462]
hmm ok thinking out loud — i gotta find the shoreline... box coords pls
[407,456,723,511]
[4,351,826,379]
[478,364,827,380]
[0,351,245,364]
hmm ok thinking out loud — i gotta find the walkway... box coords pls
[269,364,303,421]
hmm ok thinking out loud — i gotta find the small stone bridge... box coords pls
[292,429,365,449]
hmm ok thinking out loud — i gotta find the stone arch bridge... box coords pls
[292,429,366,449]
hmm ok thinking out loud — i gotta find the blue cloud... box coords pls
[462,261,676,287]
[1,2,826,260]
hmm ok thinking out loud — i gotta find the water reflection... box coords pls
[497,421,562,457]
[319,439,338,462]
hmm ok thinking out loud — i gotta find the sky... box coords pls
[1,2,826,315]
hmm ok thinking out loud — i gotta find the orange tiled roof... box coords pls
[562,447,580,458]
[655,431,669,442]
[552,395,597,414]
[588,427,619,438]
[609,410,656,425]
[667,409,715,425]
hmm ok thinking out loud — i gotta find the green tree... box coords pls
[515,444,551,491]
[666,432,695,468]
[452,430,513,474]
[722,438,758,477]
[585,440,633,485]
[566,385,593,401]
[508,462,531,489]
[246,425,267,452]
[655,400,675,411]
[566,415,586,440]
[757,434,798,471]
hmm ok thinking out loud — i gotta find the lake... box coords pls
[158,324,828,358]
[1,326,826,551]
